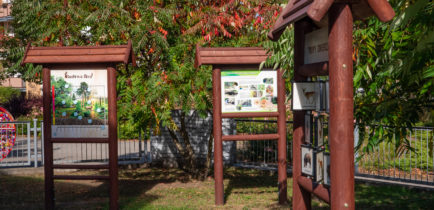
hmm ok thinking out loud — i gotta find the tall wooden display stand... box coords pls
[23,42,135,210]
[268,0,395,209]
[195,47,288,205]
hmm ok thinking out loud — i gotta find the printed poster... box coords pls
[301,146,314,176]
[221,70,278,113]
[292,82,317,110]
[51,70,108,138]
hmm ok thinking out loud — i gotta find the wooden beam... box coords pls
[24,55,126,64]
[213,68,224,205]
[277,68,288,204]
[53,175,110,180]
[222,134,279,141]
[50,138,109,143]
[292,20,312,210]
[43,67,54,210]
[366,0,395,22]
[329,3,356,209]
[297,176,330,204]
[283,0,313,19]
[307,0,334,22]
[298,62,329,77]
[107,66,119,210]
[53,164,109,169]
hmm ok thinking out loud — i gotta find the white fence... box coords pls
[0,119,149,168]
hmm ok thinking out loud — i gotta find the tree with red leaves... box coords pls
[2,0,283,178]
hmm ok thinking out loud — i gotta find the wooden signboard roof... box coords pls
[195,46,269,68]
[22,40,135,65]
[268,0,395,41]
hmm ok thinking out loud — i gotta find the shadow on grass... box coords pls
[223,168,292,208]
[354,182,434,210]
[118,167,197,209]
[0,168,196,210]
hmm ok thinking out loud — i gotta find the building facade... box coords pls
[1,0,41,97]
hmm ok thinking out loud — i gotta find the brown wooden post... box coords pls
[43,67,54,210]
[107,66,119,210]
[329,3,355,210]
[277,68,287,204]
[292,20,311,210]
[212,68,224,205]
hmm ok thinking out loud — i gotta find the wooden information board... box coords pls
[23,42,135,210]
[196,46,288,205]
[268,0,395,209]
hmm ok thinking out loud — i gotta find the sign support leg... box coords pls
[277,68,287,204]
[213,68,224,205]
[43,67,55,210]
[329,3,355,210]
[293,20,312,210]
[108,67,119,210]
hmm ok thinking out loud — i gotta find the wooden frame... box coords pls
[301,144,315,177]
[23,42,134,210]
[196,47,287,205]
[268,0,395,209]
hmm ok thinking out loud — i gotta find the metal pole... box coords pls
[277,68,287,204]
[213,68,224,205]
[293,20,312,210]
[26,122,31,166]
[107,66,119,210]
[43,67,54,210]
[33,119,37,167]
[329,3,355,209]
[354,125,359,174]
[139,129,142,158]
[41,121,44,165]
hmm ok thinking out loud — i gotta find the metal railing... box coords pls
[52,130,148,165]
[233,119,293,170]
[0,119,149,167]
[52,123,148,165]
[233,119,434,186]
[356,126,434,185]
[0,121,33,167]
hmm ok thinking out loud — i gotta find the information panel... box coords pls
[221,70,278,113]
[50,69,108,138]
[304,27,328,64]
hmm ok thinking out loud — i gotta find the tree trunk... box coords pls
[202,130,213,180]
[179,112,200,177]
[166,111,199,177]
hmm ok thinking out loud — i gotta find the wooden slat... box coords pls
[298,61,329,77]
[199,47,264,51]
[53,164,109,169]
[25,55,125,64]
[195,47,268,67]
[199,50,267,57]
[27,48,127,56]
[30,45,127,50]
[222,112,279,118]
[222,134,279,141]
[53,175,110,180]
[307,0,334,22]
[200,56,268,65]
[22,42,135,66]
[282,0,313,19]
[268,5,310,41]
[124,40,132,64]
[50,138,109,143]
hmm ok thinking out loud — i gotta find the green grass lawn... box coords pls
[0,167,433,209]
